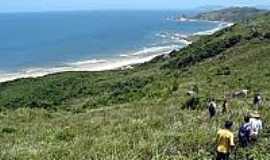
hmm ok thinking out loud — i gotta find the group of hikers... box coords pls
[185,89,265,160]
[216,111,263,160]
[210,94,264,160]
[207,93,263,118]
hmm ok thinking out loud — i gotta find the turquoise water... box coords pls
[0,10,221,81]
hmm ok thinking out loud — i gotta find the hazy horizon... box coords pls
[0,0,269,13]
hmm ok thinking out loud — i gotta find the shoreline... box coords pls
[0,45,181,83]
[0,21,233,83]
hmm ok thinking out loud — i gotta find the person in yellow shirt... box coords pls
[216,121,235,160]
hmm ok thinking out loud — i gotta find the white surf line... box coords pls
[0,45,180,83]
[0,22,233,83]
[193,22,234,36]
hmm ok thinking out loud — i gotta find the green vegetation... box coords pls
[1,11,270,159]
[193,7,268,22]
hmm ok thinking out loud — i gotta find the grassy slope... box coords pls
[192,7,267,22]
[1,13,270,159]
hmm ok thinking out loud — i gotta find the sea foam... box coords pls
[0,45,182,83]
[193,22,234,36]
[0,21,233,83]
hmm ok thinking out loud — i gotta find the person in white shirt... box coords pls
[249,111,263,141]
[253,94,263,109]
[208,100,217,118]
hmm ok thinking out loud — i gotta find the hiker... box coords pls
[253,94,263,109]
[222,99,229,113]
[238,115,252,147]
[249,111,263,142]
[216,121,235,160]
[208,99,217,118]
[185,96,199,110]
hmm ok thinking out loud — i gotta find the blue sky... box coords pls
[0,0,269,12]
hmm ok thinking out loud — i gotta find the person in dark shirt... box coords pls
[238,116,252,147]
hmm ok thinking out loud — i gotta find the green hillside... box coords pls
[193,7,267,22]
[1,12,270,159]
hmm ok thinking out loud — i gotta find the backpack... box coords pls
[239,123,251,147]
[254,95,262,105]
[208,102,216,117]
[240,123,251,136]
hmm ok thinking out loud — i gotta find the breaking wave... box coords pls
[193,22,234,36]
[0,45,183,83]
[0,21,233,83]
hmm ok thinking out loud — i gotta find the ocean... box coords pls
[0,10,229,82]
